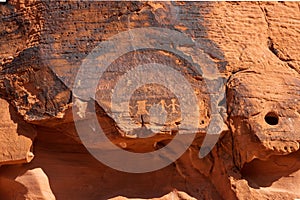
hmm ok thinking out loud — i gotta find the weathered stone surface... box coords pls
[110,190,197,200]
[228,67,300,168]
[0,98,36,165]
[0,167,55,200]
[0,1,299,200]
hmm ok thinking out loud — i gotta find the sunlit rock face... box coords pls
[0,1,300,199]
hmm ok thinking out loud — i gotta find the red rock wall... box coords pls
[0,1,299,199]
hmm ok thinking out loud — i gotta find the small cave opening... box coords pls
[264,112,279,126]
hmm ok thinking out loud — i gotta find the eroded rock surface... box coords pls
[0,98,36,165]
[0,1,299,200]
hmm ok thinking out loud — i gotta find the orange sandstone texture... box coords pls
[0,1,299,199]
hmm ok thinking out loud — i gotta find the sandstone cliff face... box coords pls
[0,1,299,200]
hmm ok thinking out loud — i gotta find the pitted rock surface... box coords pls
[0,1,299,199]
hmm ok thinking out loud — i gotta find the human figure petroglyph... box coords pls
[170,98,180,114]
[135,100,149,115]
[159,99,168,114]
[130,99,181,117]
[128,100,150,127]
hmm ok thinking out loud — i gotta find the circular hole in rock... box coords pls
[264,112,279,125]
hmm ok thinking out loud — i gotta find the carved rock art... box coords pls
[0,1,299,199]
